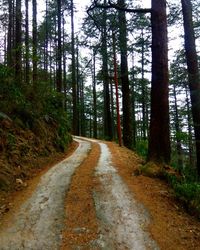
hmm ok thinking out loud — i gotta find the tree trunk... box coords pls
[7,0,13,68]
[71,0,78,135]
[113,32,122,146]
[56,0,62,92]
[32,0,37,85]
[15,0,22,84]
[92,51,97,138]
[181,0,200,177]
[185,86,194,167]
[141,29,148,140]
[172,82,183,169]
[148,0,171,163]
[44,0,49,78]
[131,55,136,148]
[118,0,133,149]
[62,13,67,111]
[25,0,30,85]
[102,0,113,140]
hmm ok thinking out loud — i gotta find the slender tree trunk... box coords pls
[7,0,13,68]
[76,40,80,135]
[15,0,22,84]
[56,0,62,92]
[141,29,148,140]
[80,79,86,136]
[102,0,112,140]
[32,0,38,85]
[71,0,78,135]
[92,51,97,138]
[131,55,136,148]
[185,86,194,167]
[44,0,48,77]
[113,32,122,146]
[62,14,67,111]
[181,0,200,177]
[25,0,30,85]
[172,82,183,169]
[118,0,133,149]
[148,0,171,163]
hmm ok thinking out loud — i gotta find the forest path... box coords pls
[0,137,200,249]
[0,137,158,250]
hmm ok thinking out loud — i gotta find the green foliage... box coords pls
[135,139,148,158]
[175,182,200,201]
[166,167,200,217]
[0,63,71,152]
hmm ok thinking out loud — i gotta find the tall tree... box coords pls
[101,0,113,140]
[56,0,62,92]
[25,0,30,85]
[15,0,22,83]
[118,0,133,148]
[147,0,171,163]
[181,0,200,177]
[32,0,38,85]
[92,50,97,138]
[7,0,13,68]
[71,0,78,135]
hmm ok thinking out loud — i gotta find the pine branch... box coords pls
[87,0,151,14]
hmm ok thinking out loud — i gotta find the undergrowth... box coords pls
[134,137,200,218]
[166,165,200,218]
[0,64,71,151]
[0,64,72,191]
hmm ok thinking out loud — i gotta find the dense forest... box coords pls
[0,0,200,213]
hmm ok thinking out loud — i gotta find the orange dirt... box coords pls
[1,138,200,250]
[61,142,100,250]
[107,141,200,250]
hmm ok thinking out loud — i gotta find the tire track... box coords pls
[0,138,91,250]
[93,141,159,250]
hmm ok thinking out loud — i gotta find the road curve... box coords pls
[0,138,91,250]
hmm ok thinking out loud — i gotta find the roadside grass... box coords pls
[135,141,200,219]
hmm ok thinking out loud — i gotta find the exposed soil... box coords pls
[61,142,100,250]
[0,138,91,249]
[0,137,200,250]
[0,141,78,223]
[107,141,200,250]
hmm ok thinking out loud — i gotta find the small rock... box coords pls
[16,178,23,185]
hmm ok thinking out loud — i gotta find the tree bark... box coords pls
[71,0,78,135]
[56,0,62,92]
[118,0,133,149]
[32,0,38,86]
[25,0,30,85]
[92,51,97,138]
[102,0,113,140]
[7,0,13,68]
[172,82,183,169]
[113,32,122,146]
[181,0,200,177]
[15,0,22,83]
[148,0,171,163]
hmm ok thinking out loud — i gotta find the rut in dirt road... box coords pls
[0,137,159,250]
[0,139,91,250]
[92,140,159,250]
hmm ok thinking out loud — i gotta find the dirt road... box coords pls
[0,137,158,249]
[0,137,200,250]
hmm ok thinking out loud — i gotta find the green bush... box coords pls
[166,171,200,217]
[0,63,72,152]
[135,139,148,158]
